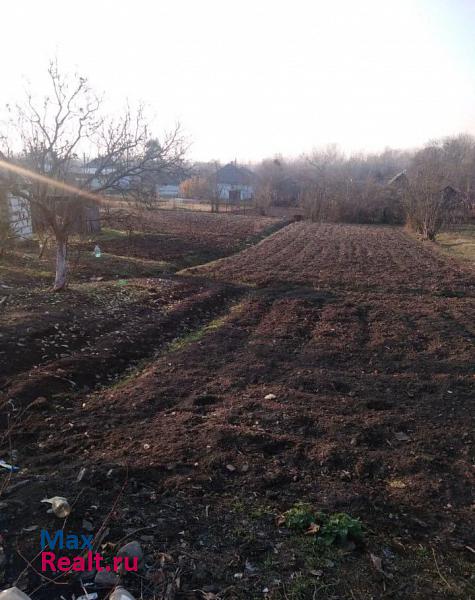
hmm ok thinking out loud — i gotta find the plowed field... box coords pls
[185,222,473,294]
[1,221,474,600]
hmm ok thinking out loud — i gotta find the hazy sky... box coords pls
[1,0,475,162]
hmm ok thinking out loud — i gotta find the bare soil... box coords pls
[0,220,473,600]
[185,222,473,294]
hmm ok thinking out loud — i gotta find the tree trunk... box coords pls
[53,237,68,291]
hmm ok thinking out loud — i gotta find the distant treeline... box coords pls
[249,135,475,232]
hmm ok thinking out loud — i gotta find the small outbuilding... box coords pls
[0,188,33,238]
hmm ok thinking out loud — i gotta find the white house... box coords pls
[157,183,181,198]
[216,163,254,201]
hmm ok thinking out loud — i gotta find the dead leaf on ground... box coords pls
[370,553,383,573]
[305,522,320,535]
[389,479,407,489]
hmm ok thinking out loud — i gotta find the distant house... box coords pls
[388,173,465,207]
[82,158,188,201]
[157,184,180,198]
[216,163,254,201]
[82,158,131,193]
[388,171,409,188]
[156,174,183,198]
[155,167,190,199]
[387,173,472,222]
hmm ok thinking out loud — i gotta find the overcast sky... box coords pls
[2,0,474,162]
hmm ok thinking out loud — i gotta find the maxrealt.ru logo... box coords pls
[40,530,139,572]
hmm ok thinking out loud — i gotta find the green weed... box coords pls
[282,502,318,532]
[281,502,364,546]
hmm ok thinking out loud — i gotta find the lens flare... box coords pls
[0,159,104,204]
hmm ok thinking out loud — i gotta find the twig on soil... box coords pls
[15,525,82,595]
[0,412,13,498]
[314,582,337,594]
[281,582,290,600]
[61,487,86,537]
[15,544,70,587]
[15,472,129,598]
[116,523,160,546]
[12,486,85,590]
[92,465,129,552]
[50,373,77,387]
[431,546,452,590]
[0,469,12,498]
[79,578,89,599]
[0,395,45,444]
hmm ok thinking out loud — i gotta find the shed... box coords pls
[0,188,33,238]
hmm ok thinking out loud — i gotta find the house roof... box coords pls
[388,171,409,186]
[217,163,253,185]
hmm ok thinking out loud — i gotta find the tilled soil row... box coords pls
[0,278,244,412]
[1,276,242,384]
[4,285,472,598]
[184,223,475,296]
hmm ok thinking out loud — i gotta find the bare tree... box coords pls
[403,143,467,240]
[438,135,475,205]
[301,146,346,221]
[209,162,222,213]
[254,158,299,214]
[178,161,222,211]
[180,175,213,200]
[0,60,186,290]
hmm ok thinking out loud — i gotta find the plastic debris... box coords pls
[41,496,71,518]
[76,594,98,600]
[0,459,19,473]
[76,466,87,482]
[93,245,101,258]
[264,393,277,400]
[0,588,32,599]
[22,525,39,533]
[109,587,136,600]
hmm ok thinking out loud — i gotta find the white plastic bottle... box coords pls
[94,245,102,258]
[110,587,135,600]
[0,588,32,600]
